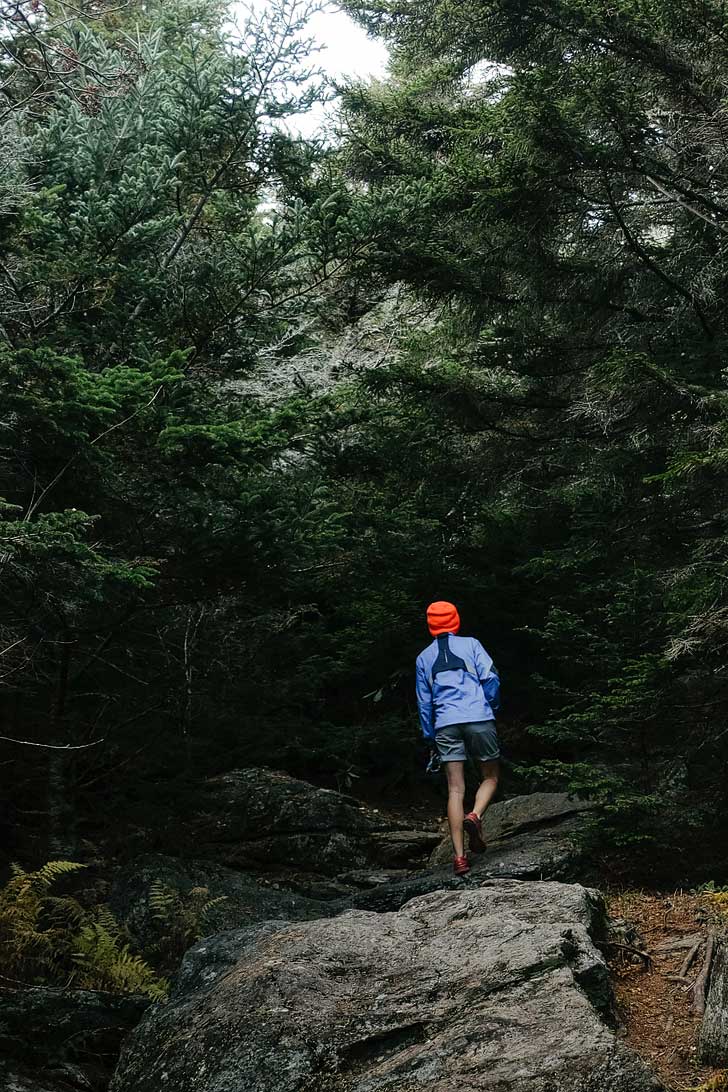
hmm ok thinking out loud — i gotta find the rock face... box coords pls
[111,879,665,1092]
[429,792,595,879]
[110,852,334,947]
[0,986,148,1092]
[194,767,440,874]
[699,934,728,1065]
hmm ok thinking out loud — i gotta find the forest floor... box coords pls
[606,890,728,1092]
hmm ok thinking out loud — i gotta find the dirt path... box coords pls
[606,890,727,1091]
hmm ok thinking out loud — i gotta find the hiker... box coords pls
[416,600,500,876]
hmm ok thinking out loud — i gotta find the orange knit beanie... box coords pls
[426,601,460,636]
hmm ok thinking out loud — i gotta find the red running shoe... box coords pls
[463,811,487,854]
[453,854,470,876]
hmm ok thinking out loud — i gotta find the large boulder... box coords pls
[109,853,334,948]
[429,791,595,879]
[0,986,148,1092]
[193,768,440,874]
[111,879,665,1092]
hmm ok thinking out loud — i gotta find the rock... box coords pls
[367,829,442,866]
[278,874,359,900]
[699,934,728,1065]
[468,814,591,880]
[333,843,589,912]
[111,879,665,1092]
[336,867,481,912]
[219,828,370,873]
[193,767,440,875]
[198,766,381,832]
[0,986,148,1092]
[109,853,333,948]
[1,1070,80,1092]
[339,869,413,889]
[480,791,595,841]
[429,792,595,877]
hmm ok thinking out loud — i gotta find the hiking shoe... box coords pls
[453,854,470,876]
[463,811,487,854]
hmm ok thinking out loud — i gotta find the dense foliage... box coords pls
[2,0,728,883]
[335,0,728,873]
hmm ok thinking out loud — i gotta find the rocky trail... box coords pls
[3,770,727,1092]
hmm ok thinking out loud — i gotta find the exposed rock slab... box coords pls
[468,814,589,879]
[111,879,665,1092]
[367,828,442,865]
[699,933,728,1064]
[193,767,440,874]
[110,853,333,947]
[429,792,595,876]
[478,792,594,841]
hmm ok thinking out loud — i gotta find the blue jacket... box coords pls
[415,633,500,742]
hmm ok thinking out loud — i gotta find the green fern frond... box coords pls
[0,861,166,1000]
[34,861,86,889]
[142,881,228,970]
[94,905,122,937]
[148,881,178,922]
[72,924,168,1000]
[200,896,228,920]
[44,895,86,928]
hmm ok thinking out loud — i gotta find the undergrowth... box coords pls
[0,861,167,1000]
[145,880,227,971]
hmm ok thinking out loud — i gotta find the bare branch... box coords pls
[0,734,104,749]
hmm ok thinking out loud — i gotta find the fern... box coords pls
[72,919,168,1000]
[0,861,87,983]
[95,903,123,937]
[145,881,227,971]
[0,861,167,1000]
[199,895,228,922]
[688,1077,728,1092]
[149,880,177,921]
[34,861,86,888]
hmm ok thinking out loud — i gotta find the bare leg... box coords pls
[445,760,466,857]
[473,759,499,819]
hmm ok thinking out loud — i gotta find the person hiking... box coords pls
[416,600,500,876]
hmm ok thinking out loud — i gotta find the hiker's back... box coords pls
[417,633,495,729]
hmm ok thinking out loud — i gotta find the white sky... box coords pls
[304,6,388,81]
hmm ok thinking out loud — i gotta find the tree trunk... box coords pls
[47,639,77,858]
[699,934,728,1065]
[47,749,74,858]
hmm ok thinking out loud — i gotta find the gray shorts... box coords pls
[435,720,500,763]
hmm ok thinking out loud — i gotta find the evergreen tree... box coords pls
[332,0,728,873]
[0,0,373,858]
